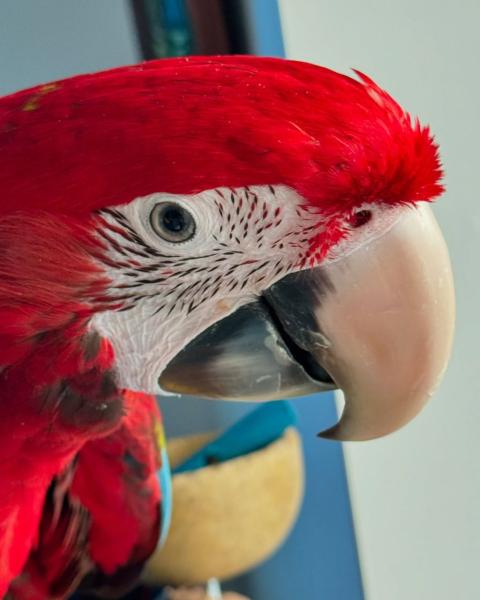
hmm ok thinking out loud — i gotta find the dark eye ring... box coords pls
[150,202,196,243]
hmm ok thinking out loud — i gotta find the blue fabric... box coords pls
[173,401,297,474]
[157,444,173,548]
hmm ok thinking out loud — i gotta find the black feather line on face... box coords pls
[95,186,304,318]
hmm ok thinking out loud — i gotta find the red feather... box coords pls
[0,217,119,594]
[0,327,122,597]
[0,56,442,221]
[8,391,162,599]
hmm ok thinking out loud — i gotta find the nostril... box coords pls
[350,210,372,228]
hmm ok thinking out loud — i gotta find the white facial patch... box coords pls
[90,185,404,394]
[91,186,322,393]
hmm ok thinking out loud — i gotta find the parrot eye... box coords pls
[150,202,196,243]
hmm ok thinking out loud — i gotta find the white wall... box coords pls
[278,1,480,599]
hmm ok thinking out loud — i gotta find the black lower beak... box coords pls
[158,282,336,402]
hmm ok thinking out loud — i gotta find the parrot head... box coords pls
[0,56,454,441]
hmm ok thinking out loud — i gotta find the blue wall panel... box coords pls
[243,0,286,57]
[230,395,364,600]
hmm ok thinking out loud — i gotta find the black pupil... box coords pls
[162,207,186,233]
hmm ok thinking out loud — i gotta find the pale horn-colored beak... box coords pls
[269,203,455,441]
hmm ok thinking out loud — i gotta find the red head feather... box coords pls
[0,55,442,219]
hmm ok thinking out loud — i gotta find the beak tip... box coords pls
[317,419,382,442]
[317,424,343,441]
